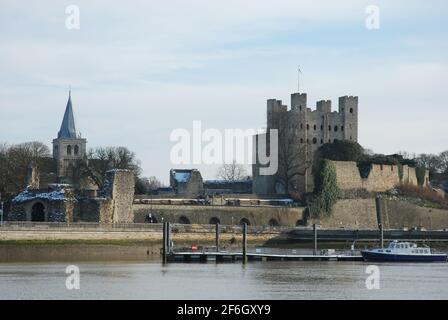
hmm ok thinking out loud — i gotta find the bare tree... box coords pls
[415,153,440,175]
[135,176,164,194]
[0,141,51,195]
[437,151,448,174]
[77,146,142,189]
[216,160,248,181]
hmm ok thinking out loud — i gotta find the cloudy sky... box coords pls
[0,0,447,184]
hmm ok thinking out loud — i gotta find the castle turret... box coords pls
[291,93,307,111]
[338,95,358,142]
[52,91,87,182]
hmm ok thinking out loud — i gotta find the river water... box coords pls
[1,260,447,299]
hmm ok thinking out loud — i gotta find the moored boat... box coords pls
[361,241,447,262]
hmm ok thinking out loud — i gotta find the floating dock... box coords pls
[167,251,363,263]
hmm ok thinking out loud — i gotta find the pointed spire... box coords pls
[57,90,80,139]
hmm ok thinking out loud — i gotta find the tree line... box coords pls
[0,141,165,199]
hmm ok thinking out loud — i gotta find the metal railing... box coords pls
[0,221,288,234]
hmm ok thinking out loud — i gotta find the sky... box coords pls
[0,0,447,184]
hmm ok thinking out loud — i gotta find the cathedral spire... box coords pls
[57,90,80,139]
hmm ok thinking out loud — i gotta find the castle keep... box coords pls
[253,92,358,194]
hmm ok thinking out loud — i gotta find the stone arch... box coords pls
[209,217,221,225]
[31,202,46,222]
[240,218,251,226]
[268,218,279,226]
[178,216,191,224]
[296,219,306,226]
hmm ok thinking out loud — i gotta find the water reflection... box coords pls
[0,261,447,299]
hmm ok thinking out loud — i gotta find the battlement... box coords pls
[291,93,307,111]
[267,99,287,113]
[316,100,332,113]
[338,95,358,114]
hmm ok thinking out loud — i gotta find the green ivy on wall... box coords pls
[415,166,426,186]
[307,160,341,218]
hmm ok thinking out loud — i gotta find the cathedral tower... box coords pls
[52,91,87,182]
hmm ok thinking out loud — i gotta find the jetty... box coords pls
[162,222,363,263]
[167,250,363,263]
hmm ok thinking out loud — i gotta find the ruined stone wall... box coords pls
[331,161,425,193]
[102,170,135,223]
[133,204,305,227]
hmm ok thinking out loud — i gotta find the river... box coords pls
[1,259,447,299]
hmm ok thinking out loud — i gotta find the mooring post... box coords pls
[380,223,384,249]
[242,222,247,264]
[215,223,220,252]
[167,221,171,253]
[162,222,167,264]
[313,223,318,255]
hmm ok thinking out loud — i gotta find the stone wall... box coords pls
[311,198,448,230]
[332,161,425,193]
[133,204,305,226]
[381,199,448,230]
[310,199,378,229]
[101,170,135,223]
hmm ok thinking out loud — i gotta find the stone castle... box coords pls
[4,89,434,228]
[253,92,358,194]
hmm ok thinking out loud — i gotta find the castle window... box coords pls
[54,145,58,154]
[350,136,353,140]
[328,125,332,131]
[321,139,323,144]
[300,124,303,130]
[341,126,344,131]
[300,138,304,143]
[320,125,323,131]
[306,139,309,144]
[67,145,72,155]
[334,126,338,132]
[74,145,79,155]
[306,124,310,130]
[312,138,317,144]
[313,124,317,130]
[350,108,354,114]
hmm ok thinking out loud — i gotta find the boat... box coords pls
[361,241,447,262]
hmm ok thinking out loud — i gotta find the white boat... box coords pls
[361,241,447,262]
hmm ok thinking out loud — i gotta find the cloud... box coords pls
[0,0,447,183]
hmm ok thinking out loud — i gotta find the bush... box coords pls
[394,184,448,210]
[317,140,365,162]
